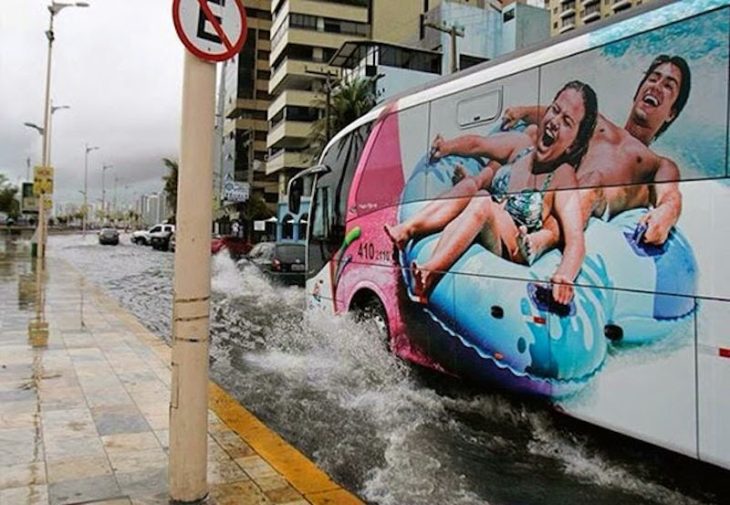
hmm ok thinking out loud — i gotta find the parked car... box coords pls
[98,228,119,246]
[243,242,305,286]
[169,231,176,252]
[131,228,151,245]
[150,224,175,251]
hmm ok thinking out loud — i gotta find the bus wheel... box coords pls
[352,294,390,348]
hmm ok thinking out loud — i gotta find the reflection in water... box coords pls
[27,258,48,348]
[0,236,46,494]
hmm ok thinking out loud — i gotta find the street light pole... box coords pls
[83,143,99,236]
[101,163,112,223]
[36,1,90,259]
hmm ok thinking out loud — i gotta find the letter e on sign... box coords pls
[172,0,248,62]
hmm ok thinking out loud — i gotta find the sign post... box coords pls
[169,0,247,502]
[32,166,54,258]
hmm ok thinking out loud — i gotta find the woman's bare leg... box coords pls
[412,192,501,297]
[385,173,482,250]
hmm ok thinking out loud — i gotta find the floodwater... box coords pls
[48,233,729,505]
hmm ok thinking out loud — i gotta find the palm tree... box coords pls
[307,77,378,161]
[162,158,178,220]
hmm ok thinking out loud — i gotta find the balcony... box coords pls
[612,0,632,12]
[560,5,576,18]
[268,90,321,120]
[270,58,339,96]
[559,20,576,33]
[287,0,368,23]
[266,149,311,175]
[267,120,313,148]
[582,7,601,22]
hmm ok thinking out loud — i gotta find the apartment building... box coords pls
[221,0,278,208]
[266,0,370,196]
[549,0,650,35]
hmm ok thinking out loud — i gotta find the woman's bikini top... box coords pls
[490,146,554,233]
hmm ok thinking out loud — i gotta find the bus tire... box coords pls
[351,293,390,349]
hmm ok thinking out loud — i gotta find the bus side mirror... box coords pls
[288,177,303,215]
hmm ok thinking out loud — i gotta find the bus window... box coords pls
[308,124,372,277]
[311,187,331,240]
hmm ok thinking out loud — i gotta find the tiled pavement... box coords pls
[0,239,362,505]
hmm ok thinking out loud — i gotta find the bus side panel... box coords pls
[697,299,730,468]
[555,285,699,459]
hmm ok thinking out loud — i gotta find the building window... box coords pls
[290,13,318,30]
[258,30,270,40]
[503,9,515,22]
[258,70,271,81]
[459,53,488,70]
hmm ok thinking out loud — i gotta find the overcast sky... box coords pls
[0,0,186,207]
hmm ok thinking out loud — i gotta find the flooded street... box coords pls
[47,233,729,505]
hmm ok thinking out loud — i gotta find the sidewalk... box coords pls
[0,240,363,505]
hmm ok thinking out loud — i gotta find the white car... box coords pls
[132,224,169,246]
[131,228,151,245]
[150,224,175,251]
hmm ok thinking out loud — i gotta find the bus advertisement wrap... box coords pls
[303,0,730,468]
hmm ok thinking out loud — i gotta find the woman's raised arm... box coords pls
[432,131,530,164]
[550,176,586,305]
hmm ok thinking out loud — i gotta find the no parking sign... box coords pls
[172,0,248,62]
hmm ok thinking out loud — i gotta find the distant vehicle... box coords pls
[131,228,150,245]
[132,223,168,245]
[243,241,305,286]
[98,228,119,246]
[169,231,176,252]
[150,224,175,251]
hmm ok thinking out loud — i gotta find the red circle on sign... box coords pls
[172,0,248,62]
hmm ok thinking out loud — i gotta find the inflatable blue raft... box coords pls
[397,153,698,398]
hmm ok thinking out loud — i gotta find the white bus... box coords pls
[288,0,730,469]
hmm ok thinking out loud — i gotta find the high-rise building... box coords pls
[548,0,649,35]
[136,192,169,227]
[266,0,370,196]
[332,1,549,106]
[220,0,278,209]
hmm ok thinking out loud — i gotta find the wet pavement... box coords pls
[19,233,730,505]
[0,237,361,505]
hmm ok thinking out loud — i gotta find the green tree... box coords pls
[242,193,272,222]
[0,173,20,219]
[162,158,178,220]
[307,77,378,161]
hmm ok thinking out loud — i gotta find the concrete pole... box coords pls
[37,12,55,260]
[168,50,215,503]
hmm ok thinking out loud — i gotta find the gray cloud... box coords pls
[1,0,186,206]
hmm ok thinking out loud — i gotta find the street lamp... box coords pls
[83,143,99,236]
[35,0,90,259]
[24,122,44,135]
